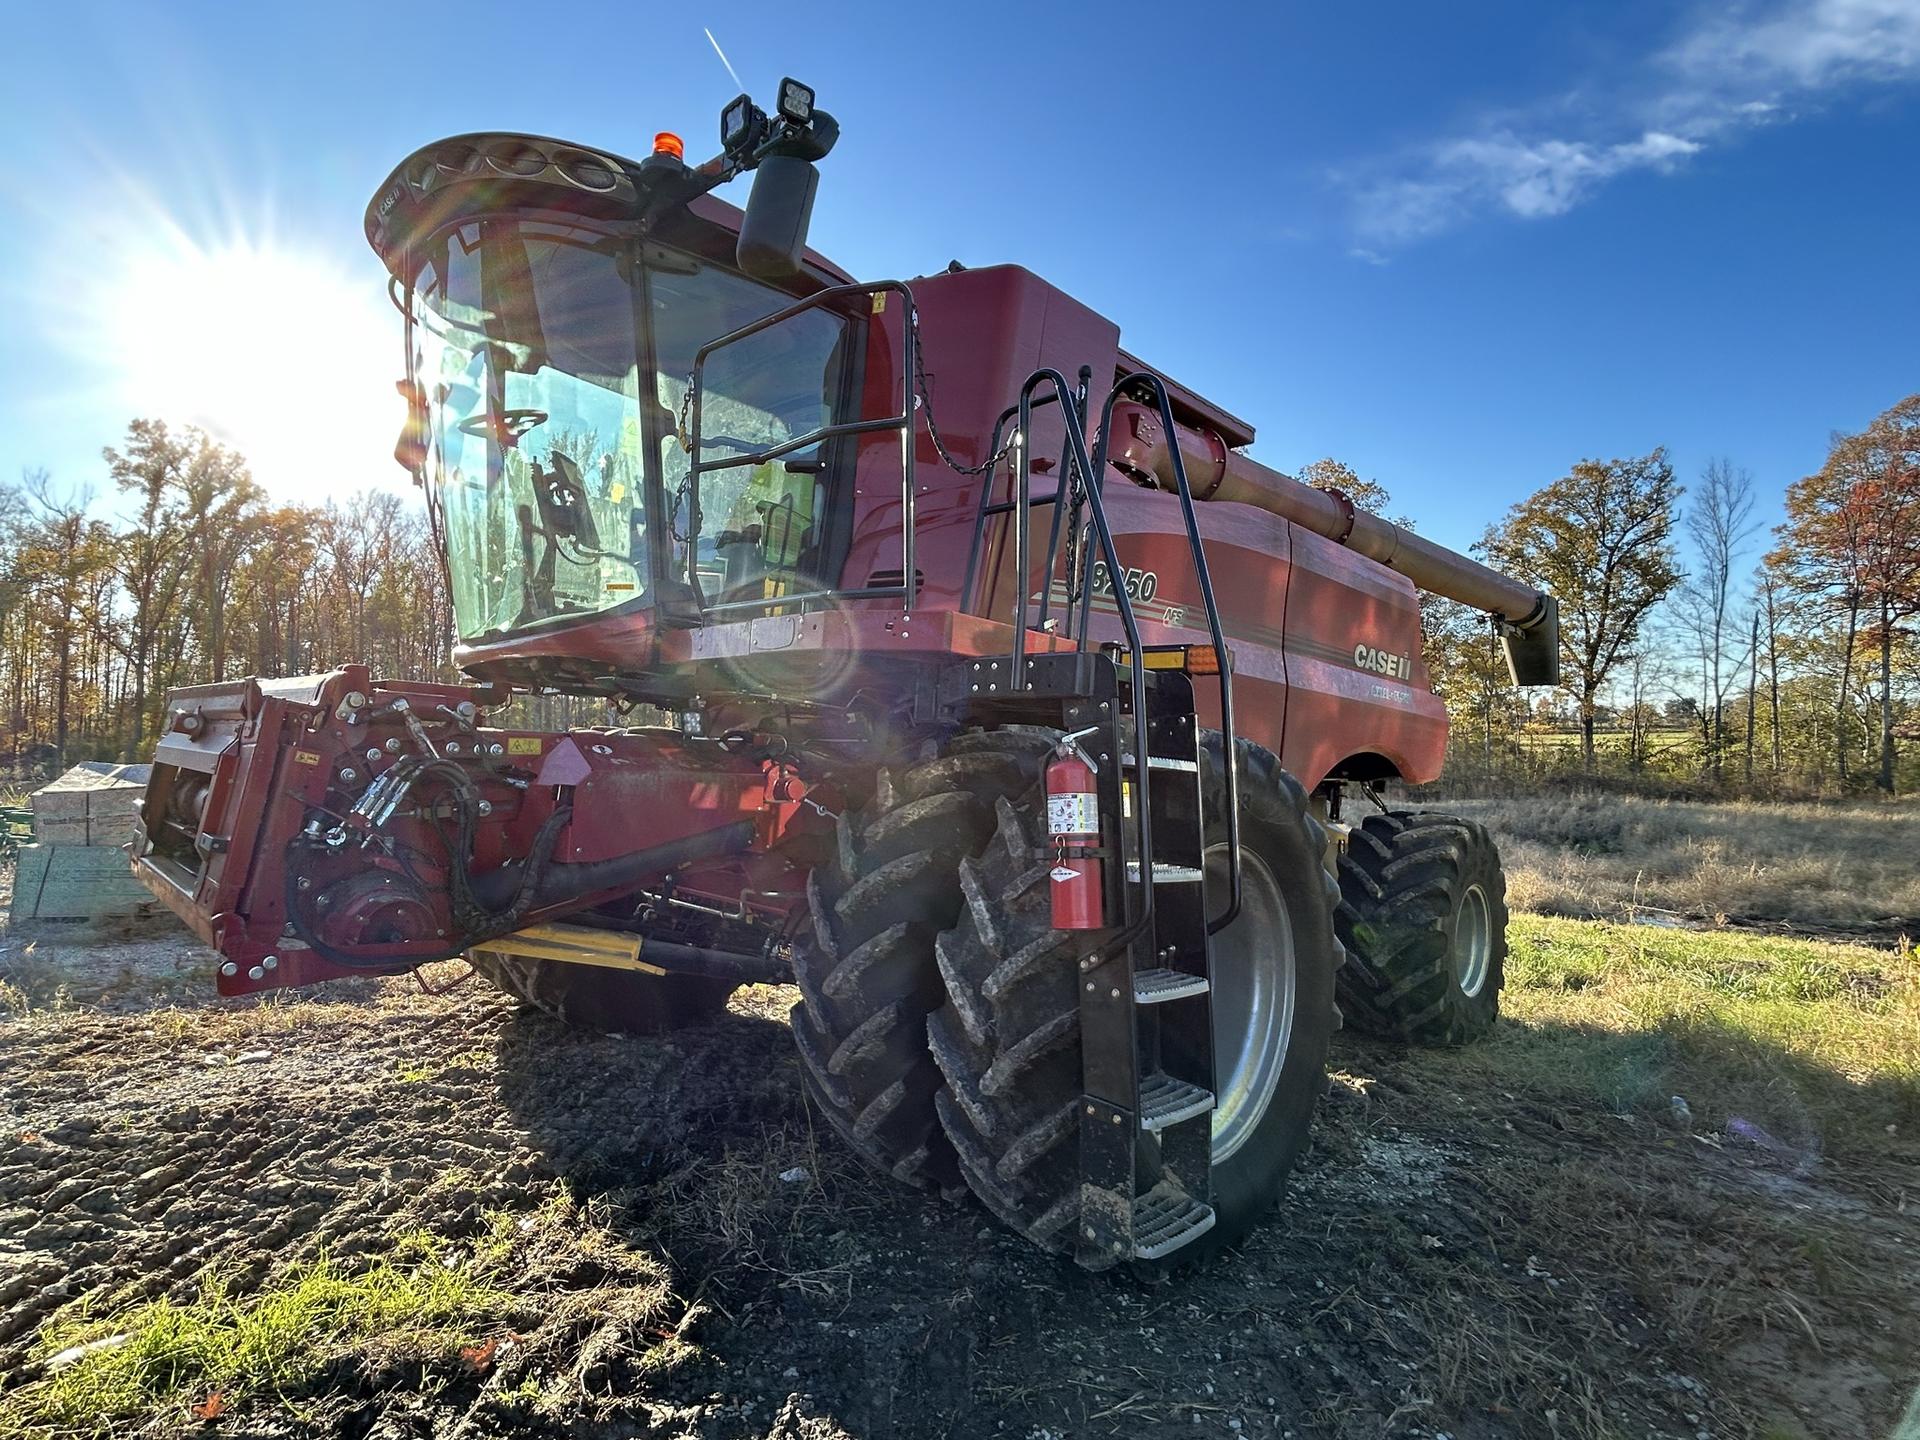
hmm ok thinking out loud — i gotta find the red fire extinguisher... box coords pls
[1045,743,1106,930]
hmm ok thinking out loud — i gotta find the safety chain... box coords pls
[910,317,1012,478]
[676,378,697,453]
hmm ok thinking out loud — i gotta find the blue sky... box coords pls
[2,0,1916,562]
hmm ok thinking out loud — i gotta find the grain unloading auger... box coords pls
[132,83,1555,1271]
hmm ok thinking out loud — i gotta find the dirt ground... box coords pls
[2,913,1917,1438]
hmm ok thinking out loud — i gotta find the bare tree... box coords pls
[1743,609,1760,785]
[103,420,199,757]
[1673,459,1758,781]
[1757,565,1786,780]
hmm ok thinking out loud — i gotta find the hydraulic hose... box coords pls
[285,755,756,970]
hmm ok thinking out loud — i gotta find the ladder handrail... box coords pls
[958,393,1064,624]
[1091,374,1243,934]
[1016,368,1159,961]
[963,367,1247,938]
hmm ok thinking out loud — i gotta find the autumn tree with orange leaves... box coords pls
[1771,396,1920,792]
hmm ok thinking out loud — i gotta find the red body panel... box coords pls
[445,263,1444,787]
[1279,529,1446,785]
[136,243,1449,990]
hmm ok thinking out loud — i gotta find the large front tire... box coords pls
[1334,811,1508,1046]
[929,734,1341,1266]
[788,730,1055,1192]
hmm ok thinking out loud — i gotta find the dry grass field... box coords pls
[1437,792,1920,943]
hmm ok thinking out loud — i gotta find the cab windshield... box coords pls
[410,218,851,641]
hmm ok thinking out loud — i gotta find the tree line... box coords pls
[1400,393,1919,796]
[7,399,1915,797]
[2,419,452,773]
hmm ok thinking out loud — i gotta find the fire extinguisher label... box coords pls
[1049,865,1080,883]
[1047,793,1100,835]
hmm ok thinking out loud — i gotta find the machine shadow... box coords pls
[481,983,1116,1436]
[488,987,812,1190]
[478,980,1920,1439]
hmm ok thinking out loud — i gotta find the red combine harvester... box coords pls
[133,85,1557,1270]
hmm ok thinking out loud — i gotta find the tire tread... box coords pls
[1334,809,1508,1046]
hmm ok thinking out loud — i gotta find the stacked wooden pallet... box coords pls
[7,763,159,929]
[26,763,148,847]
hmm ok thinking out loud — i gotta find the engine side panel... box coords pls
[1057,484,1293,759]
[1278,526,1447,787]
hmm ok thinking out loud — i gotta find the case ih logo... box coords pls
[1353,643,1412,681]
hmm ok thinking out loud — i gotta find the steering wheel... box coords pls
[459,409,549,443]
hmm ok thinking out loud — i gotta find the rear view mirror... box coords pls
[737,155,819,281]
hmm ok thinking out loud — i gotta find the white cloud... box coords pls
[1347,0,1920,249]
[1669,0,1920,92]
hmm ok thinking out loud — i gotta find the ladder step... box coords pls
[1139,1072,1214,1132]
[1121,754,1199,773]
[1131,1179,1217,1260]
[1126,861,1204,884]
[1133,968,1210,1004]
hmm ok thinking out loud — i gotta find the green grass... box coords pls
[1473,916,1920,1155]
[0,1189,685,1440]
[1368,917,1920,1439]
[0,1238,512,1439]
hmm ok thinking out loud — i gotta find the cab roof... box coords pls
[364,131,854,288]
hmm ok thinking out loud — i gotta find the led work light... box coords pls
[777,78,814,124]
[721,93,763,154]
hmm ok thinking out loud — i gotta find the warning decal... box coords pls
[1047,793,1100,835]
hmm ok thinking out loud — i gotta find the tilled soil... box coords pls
[2,929,1915,1440]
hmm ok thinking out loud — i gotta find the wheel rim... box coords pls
[1454,883,1492,998]
[1206,843,1295,1164]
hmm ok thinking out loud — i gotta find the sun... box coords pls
[87,205,403,501]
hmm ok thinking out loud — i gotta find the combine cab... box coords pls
[133,83,1556,1270]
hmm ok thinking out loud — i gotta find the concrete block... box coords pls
[8,846,52,923]
[35,816,93,847]
[30,764,146,844]
[31,788,93,820]
[90,813,138,846]
[48,844,134,871]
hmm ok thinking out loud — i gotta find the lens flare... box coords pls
[36,171,401,500]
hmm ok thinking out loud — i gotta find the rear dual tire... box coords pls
[1334,811,1508,1046]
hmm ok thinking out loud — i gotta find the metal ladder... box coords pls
[1107,657,1220,1261]
[964,369,1242,1265]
